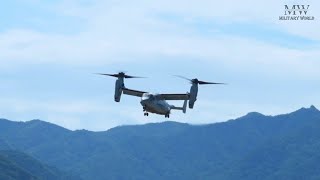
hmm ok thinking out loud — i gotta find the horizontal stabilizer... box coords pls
[171,99,188,114]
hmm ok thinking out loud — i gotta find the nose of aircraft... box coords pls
[140,99,146,106]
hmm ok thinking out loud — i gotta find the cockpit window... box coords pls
[142,93,150,100]
[141,93,156,101]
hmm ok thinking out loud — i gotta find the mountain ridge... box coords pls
[0,150,82,180]
[0,105,320,180]
[1,105,318,132]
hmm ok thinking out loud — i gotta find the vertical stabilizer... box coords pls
[183,99,187,113]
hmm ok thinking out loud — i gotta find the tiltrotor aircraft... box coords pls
[97,72,225,118]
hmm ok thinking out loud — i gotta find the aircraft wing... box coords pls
[122,88,146,97]
[158,93,189,100]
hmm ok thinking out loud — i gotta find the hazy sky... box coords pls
[0,0,319,130]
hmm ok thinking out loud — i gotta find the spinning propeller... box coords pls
[96,72,145,79]
[174,75,226,85]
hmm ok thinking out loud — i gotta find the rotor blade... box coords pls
[198,80,226,85]
[95,73,118,77]
[95,73,145,78]
[174,75,192,81]
[124,75,146,78]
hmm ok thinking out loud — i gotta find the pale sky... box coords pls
[0,0,319,131]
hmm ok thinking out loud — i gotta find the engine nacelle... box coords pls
[189,83,198,109]
[114,78,124,102]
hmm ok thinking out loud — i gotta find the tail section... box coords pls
[182,99,187,113]
[171,99,188,114]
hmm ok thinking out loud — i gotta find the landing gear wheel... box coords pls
[144,112,149,116]
[165,114,170,118]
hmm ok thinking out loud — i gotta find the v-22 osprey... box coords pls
[97,72,225,118]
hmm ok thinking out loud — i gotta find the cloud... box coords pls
[1,0,319,70]
[1,0,319,130]
[1,28,319,80]
[0,98,118,130]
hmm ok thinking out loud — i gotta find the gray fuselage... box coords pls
[140,93,171,115]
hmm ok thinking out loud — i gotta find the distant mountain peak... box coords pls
[290,105,319,116]
[309,105,318,111]
[243,112,265,118]
[299,105,319,112]
[27,119,62,126]
[27,119,44,123]
[247,112,264,116]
